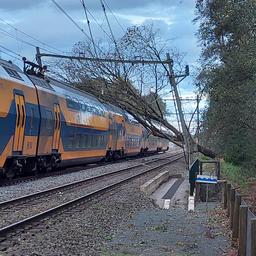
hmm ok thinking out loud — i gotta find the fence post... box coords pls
[232,193,241,240]
[251,218,256,256]
[230,187,236,229]
[238,205,248,256]
[216,160,220,179]
[223,181,227,209]
[227,183,231,216]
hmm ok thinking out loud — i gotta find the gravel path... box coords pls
[0,151,177,202]
[104,203,231,256]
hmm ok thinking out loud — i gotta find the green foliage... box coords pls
[196,0,256,169]
[221,161,248,189]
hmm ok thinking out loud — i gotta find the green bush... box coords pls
[221,161,248,189]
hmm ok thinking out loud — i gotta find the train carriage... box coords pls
[0,59,40,177]
[103,104,125,160]
[49,78,110,167]
[123,113,144,156]
[0,58,169,178]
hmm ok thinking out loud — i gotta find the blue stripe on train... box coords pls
[0,101,40,155]
[0,101,16,154]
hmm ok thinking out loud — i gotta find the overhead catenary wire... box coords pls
[102,0,126,34]
[52,0,93,43]
[99,0,126,73]
[0,17,64,54]
[81,2,113,42]
[80,0,98,56]
[0,27,57,54]
[0,47,22,62]
[99,0,119,51]
[0,44,23,59]
[52,0,107,57]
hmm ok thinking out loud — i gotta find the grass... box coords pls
[221,161,248,189]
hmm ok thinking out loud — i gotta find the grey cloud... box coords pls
[56,0,196,12]
[0,0,43,11]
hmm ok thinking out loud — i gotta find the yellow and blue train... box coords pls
[0,58,169,178]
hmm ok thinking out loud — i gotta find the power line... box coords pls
[100,0,119,49]
[0,17,63,54]
[80,0,98,56]
[0,27,57,54]
[0,48,22,62]
[52,0,107,57]
[99,0,125,74]
[82,2,113,41]
[52,0,92,42]
[102,0,126,34]
[0,44,22,58]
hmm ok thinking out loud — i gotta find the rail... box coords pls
[0,153,183,238]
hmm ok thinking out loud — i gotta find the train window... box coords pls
[94,136,98,148]
[79,135,84,148]
[29,76,53,90]
[87,136,92,148]
[66,98,80,111]
[83,135,87,148]
[44,110,53,131]
[82,103,87,111]
[3,66,24,81]
[30,107,34,131]
[66,135,73,149]
[93,136,97,147]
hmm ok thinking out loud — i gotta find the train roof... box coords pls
[0,59,22,72]
[0,58,142,124]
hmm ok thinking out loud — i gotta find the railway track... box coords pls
[0,152,183,240]
[0,152,171,187]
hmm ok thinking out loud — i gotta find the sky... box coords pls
[0,0,204,131]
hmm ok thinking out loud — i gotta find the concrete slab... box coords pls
[150,178,189,209]
[140,171,169,195]
[150,178,177,208]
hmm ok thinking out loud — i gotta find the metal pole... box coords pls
[196,94,200,145]
[166,53,190,164]
[37,52,170,65]
[36,47,42,67]
[206,183,208,212]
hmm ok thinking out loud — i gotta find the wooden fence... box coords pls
[222,181,256,256]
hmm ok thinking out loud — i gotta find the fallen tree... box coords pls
[50,24,216,159]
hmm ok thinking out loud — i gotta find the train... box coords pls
[0,58,169,178]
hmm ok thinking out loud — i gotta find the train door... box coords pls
[13,94,26,153]
[112,120,118,150]
[52,104,61,152]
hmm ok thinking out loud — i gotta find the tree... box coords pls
[51,24,216,159]
[195,0,256,166]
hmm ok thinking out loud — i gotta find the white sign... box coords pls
[195,175,218,184]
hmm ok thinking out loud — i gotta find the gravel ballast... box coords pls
[0,152,177,202]
[1,159,181,256]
